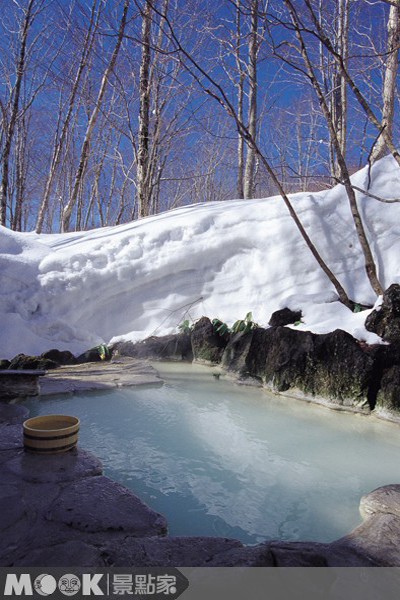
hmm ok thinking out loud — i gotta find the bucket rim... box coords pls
[23,414,80,433]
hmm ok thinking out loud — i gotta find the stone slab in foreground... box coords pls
[0,370,45,401]
[46,475,167,537]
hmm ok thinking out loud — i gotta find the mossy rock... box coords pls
[41,349,76,365]
[8,353,58,370]
[222,326,374,409]
[376,365,400,414]
[191,317,229,365]
[365,284,400,342]
[268,307,302,327]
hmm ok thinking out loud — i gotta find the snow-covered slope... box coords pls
[1,156,400,359]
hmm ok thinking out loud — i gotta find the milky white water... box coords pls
[22,362,400,545]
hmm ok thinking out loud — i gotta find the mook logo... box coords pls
[4,573,104,596]
[3,569,189,598]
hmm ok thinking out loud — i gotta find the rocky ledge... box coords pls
[1,401,400,567]
[39,356,163,396]
[115,323,400,422]
[114,285,400,421]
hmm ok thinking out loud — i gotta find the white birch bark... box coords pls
[371,0,400,162]
[243,0,258,199]
[137,0,153,219]
[0,0,35,226]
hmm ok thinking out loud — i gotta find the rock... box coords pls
[0,370,43,400]
[41,349,76,365]
[8,354,58,370]
[191,317,229,364]
[0,404,29,424]
[375,342,400,370]
[223,327,374,410]
[46,475,167,537]
[0,424,24,450]
[207,542,331,567]
[363,342,400,413]
[365,284,400,342]
[105,536,244,567]
[302,329,374,409]
[202,543,275,566]
[13,540,104,567]
[3,447,102,484]
[0,482,60,535]
[375,365,400,418]
[337,485,400,566]
[222,326,313,390]
[262,327,315,394]
[268,328,374,409]
[359,484,400,520]
[0,360,10,369]
[0,484,27,529]
[39,358,162,396]
[108,537,370,567]
[268,307,302,327]
[75,347,103,364]
[113,333,193,361]
[221,328,269,381]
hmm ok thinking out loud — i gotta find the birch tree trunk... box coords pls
[145,0,170,216]
[235,0,245,198]
[243,0,258,199]
[371,0,400,163]
[331,0,348,178]
[61,0,129,232]
[137,0,153,218]
[12,114,28,231]
[0,0,35,226]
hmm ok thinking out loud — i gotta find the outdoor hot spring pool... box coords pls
[22,362,400,545]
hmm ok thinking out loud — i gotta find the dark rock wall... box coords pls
[190,317,228,364]
[365,284,400,342]
[221,327,374,410]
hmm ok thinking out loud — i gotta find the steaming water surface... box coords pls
[22,362,400,545]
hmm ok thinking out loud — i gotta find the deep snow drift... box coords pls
[1,156,400,359]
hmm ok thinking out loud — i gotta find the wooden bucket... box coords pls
[23,415,80,455]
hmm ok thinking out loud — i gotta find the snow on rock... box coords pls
[1,156,400,359]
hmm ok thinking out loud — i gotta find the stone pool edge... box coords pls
[38,356,164,396]
[1,358,400,567]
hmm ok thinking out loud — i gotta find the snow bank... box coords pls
[1,156,400,359]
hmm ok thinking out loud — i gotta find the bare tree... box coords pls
[0,0,35,226]
[61,0,129,232]
[282,0,383,296]
[137,0,153,218]
[317,0,349,181]
[36,0,100,233]
[148,2,354,307]
[331,0,349,179]
[303,0,400,167]
[243,0,259,199]
[235,0,245,198]
[371,0,400,162]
